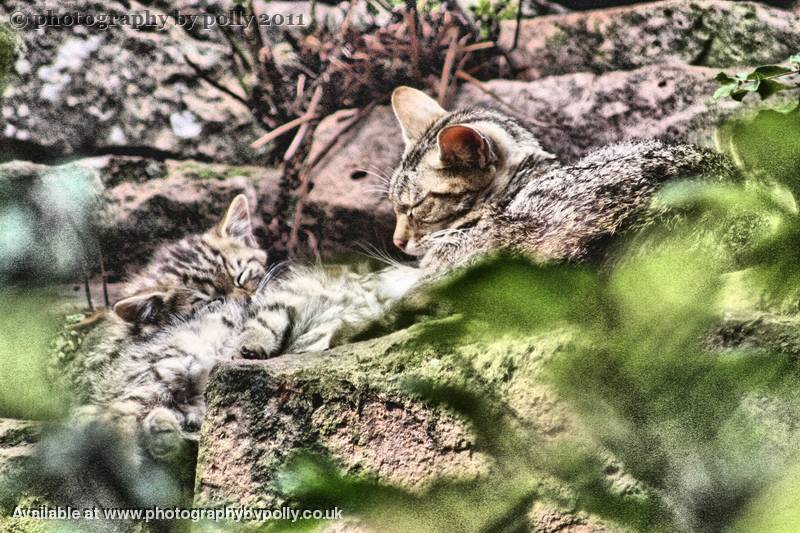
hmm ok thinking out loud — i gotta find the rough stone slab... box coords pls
[194,340,488,508]
[0,0,267,164]
[306,63,761,176]
[0,419,39,478]
[454,64,747,162]
[194,307,800,530]
[96,157,282,270]
[305,108,399,259]
[499,1,800,79]
[194,326,624,530]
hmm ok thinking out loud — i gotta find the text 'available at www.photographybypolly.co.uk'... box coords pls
[12,505,345,523]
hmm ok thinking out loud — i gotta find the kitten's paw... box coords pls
[71,405,102,427]
[236,326,277,360]
[142,407,184,460]
[182,402,205,432]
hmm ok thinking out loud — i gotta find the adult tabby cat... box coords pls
[387,87,739,270]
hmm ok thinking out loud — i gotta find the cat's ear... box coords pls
[113,291,167,324]
[216,194,256,246]
[391,86,447,146]
[437,124,495,169]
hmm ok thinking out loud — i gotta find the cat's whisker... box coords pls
[363,186,390,200]
[357,168,393,187]
[356,242,404,269]
[258,261,290,292]
[363,164,392,183]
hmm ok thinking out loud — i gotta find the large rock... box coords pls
[0,419,43,533]
[0,0,267,164]
[0,419,39,478]
[304,109,400,259]
[195,326,619,531]
[454,64,747,162]
[500,1,800,79]
[194,305,800,530]
[93,157,282,272]
[0,157,282,275]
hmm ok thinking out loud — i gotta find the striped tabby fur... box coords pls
[81,263,420,460]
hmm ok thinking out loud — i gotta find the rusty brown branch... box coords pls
[284,84,324,162]
[251,113,320,150]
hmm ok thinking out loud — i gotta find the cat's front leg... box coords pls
[235,304,294,359]
[180,395,207,432]
[141,407,185,460]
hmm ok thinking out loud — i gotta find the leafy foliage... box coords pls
[470,0,518,39]
[713,55,800,102]
[699,57,800,304]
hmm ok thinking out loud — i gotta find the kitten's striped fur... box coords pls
[82,263,420,460]
[76,195,267,403]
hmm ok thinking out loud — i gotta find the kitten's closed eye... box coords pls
[230,262,266,292]
[203,297,225,311]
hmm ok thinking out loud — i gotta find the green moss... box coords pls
[0,24,19,90]
[224,166,254,179]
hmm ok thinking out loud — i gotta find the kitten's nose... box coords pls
[393,239,407,251]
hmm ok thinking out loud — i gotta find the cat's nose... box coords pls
[393,239,407,251]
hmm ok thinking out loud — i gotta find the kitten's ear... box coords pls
[437,124,495,169]
[113,291,167,324]
[391,86,447,146]
[217,194,256,246]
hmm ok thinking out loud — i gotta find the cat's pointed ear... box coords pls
[216,194,256,246]
[391,86,447,145]
[437,124,495,169]
[113,291,167,324]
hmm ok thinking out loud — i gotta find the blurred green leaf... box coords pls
[0,290,69,419]
[757,79,793,99]
[713,82,738,100]
[747,65,793,79]
[731,89,749,102]
[715,72,736,85]
[733,464,800,533]
[426,253,603,336]
[715,106,800,193]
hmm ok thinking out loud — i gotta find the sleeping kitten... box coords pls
[82,263,421,460]
[387,87,740,270]
[112,193,267,336]
[74,195,267,401]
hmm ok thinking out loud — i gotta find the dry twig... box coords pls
[284,85,324,161]
[250,113,319,150]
